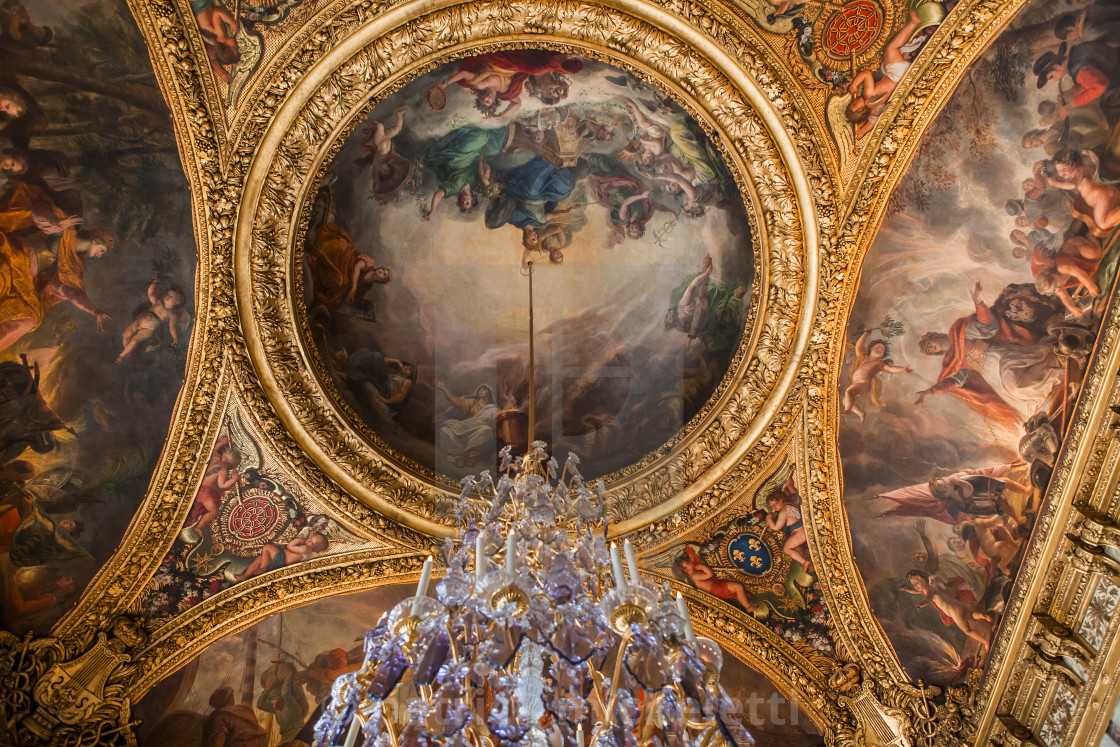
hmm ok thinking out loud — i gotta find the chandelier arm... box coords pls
[638,689,664,743]
[585,657,610,726]
[591,631,633,743]
[684,718,715,729]
[381,709,399,747]
[318,456,752,746]
[444,615,478,740]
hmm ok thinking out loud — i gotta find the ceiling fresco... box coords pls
[4,0,1120,745]
[838,0,1120,688]
[0,0,194,635]
[235,11,813,537]
[304,50,754,482]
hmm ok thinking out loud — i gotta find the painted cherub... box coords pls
[677,546,757,612]
[189,436,241,534]
[901,569,992,654]
[356,108,411,196]
[960,516,1022,577]
[234,531,329,581]
[842,328,912,422]
[1047,149,1120,237]
[845,10,924,139]
[116,277,191,363]
[193,0,240,85]
[764,488,813,574]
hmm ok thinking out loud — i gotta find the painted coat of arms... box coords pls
[649,460,834,656]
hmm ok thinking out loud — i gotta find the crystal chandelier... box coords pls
[312,443,755,747]
[312,265,754,747]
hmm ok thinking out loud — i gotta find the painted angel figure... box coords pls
[355,108,413,197]
[117,277,192,364]
[1046,148,1120,237]
[841,327,912,422]
[900,569,992,654]
[233,530,329,581]
[185,435,241,535]
[764,487,813,574]
[675,545,757,612]
[427,50,583,119]
[588,172,666,246]
[844,10,924,140]
[959,516,1023,577]
[911,518,985,595]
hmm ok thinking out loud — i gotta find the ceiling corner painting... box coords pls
[141,395,380,628]
[189,0,318,109]
[647,458,835,663]
[0,0,195,633]
[734,0,947,168]
[839,0,1120,686]
[304,50,754,484]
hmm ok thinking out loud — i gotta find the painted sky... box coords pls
[840,0,1120,685]
[307,51,754,482]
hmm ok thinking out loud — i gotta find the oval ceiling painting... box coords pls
[303,48,755,482]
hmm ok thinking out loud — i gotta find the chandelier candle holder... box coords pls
[313,444,755,747]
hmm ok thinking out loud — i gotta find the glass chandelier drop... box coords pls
[312,443,756,747]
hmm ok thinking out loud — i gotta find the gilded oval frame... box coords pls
[234,0,818,537]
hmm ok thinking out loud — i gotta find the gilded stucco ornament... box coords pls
[5,0,1087,742]
[0,617,145,747]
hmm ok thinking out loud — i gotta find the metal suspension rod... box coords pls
[527,262,535,451]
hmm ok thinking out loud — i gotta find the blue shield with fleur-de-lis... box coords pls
[728,532,772,577]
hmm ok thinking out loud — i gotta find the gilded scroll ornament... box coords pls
[0,617,145,747]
